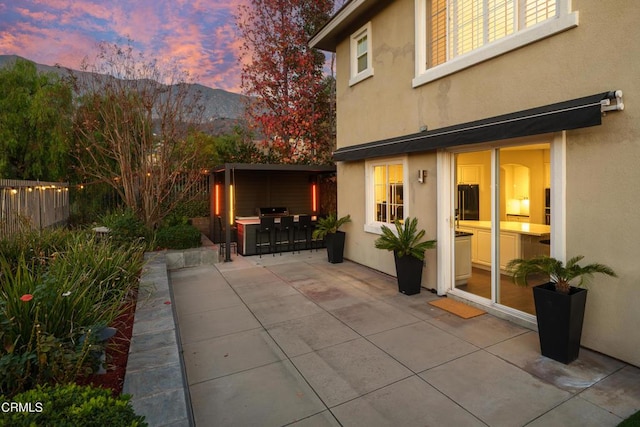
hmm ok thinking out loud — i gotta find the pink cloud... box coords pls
[1,0,254,92]
[14,7,58,22]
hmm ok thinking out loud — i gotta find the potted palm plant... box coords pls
[374,217,436,295]
[506,255,617,364]
[312,213,351,263]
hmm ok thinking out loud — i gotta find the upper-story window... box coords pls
[350,22,374,86]
[415,0,577,87]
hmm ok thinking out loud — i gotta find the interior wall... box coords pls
[457,146,549,224]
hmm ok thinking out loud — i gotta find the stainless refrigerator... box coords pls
[457,184,480,220]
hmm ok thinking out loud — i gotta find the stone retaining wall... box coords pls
[123,252,193,427]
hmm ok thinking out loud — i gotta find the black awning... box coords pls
[333,91,619,162]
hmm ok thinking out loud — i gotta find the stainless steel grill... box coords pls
[258,207,289,218]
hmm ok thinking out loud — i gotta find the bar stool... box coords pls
[256,217,275,257]
[217,216,237,257]
[276,216,295,255]
[295,215,312,252]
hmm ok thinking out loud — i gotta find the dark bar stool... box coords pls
[295,215,312,252]
[217,216,237,257]
[276,216,295,255]
[256,217,275,257]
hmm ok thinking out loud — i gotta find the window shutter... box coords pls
[428,0,448,67]
[487,0,515,43]
[426,0,558,68]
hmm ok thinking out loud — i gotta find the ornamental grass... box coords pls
[0,228,145,397]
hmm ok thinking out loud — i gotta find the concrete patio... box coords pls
[170,250,640,427]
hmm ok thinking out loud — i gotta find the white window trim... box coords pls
[413,0,578,88]
[364,156,409,235]
[349,22,374,86]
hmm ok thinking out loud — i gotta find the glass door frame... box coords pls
[436,132,567,324]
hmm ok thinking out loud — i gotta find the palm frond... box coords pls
[374,217,436,261]
[312,214,351,239]
[506,255,616,294]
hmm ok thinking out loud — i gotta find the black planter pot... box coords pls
[325,231,346,263]
[393,252,423,295]
[533,282,588,364]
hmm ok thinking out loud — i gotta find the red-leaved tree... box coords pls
[236,0,335,164]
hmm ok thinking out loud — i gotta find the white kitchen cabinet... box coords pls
[457,220,550,274]
[460,226,520,271]
[476,229,492,266]
[499,232,519,270]
[455,234,472,285]
[457,165,481,184]
[456,227,476,262]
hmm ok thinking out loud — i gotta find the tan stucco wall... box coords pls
[339,153,438,286]
[333,0,640,365]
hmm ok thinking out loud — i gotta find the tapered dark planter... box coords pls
[393,252,423,295]
[325,231,346,263]
[533,282,588,364]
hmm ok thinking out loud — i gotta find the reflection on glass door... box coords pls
[453,144,552,315]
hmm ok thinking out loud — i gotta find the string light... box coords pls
[229,184,234,225]
[312,183,317,212]
[215,184,220,216]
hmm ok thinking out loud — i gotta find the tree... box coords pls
[70,41,209,228]
[210,126,269,164]
[236,0,335,164]
[0,58,73,180]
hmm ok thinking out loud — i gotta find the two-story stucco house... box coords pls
[310,0,639,366]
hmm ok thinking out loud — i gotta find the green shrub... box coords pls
[0,230,145,397]
[162,213,190,227]
[100,208,151,247]
[0,383,147,426]
[171,198,209,219]
[155,224,202,249]
[0,227,76,270]
[619,410,640,427]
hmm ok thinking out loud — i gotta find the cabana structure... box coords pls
[210,163,336,261]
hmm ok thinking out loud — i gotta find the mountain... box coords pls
[0,55,248,134]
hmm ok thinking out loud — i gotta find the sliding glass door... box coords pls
[452,143,552,315]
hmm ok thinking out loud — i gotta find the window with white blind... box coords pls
[415,0,577,87]
[350,22,374,86]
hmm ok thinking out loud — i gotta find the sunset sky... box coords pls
[0,0,250,92]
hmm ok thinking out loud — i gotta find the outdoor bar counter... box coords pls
[235,215,318,256]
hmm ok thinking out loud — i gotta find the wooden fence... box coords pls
[0,179,69,238]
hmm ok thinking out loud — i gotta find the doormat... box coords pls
[429,298,486,319]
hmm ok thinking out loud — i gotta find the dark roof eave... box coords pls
[310,0,386,52]
[211,163,336,174]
